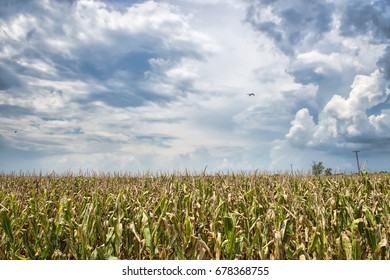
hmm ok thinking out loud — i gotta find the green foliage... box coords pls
[0,172,389,260]
[325,168,333,176]
[311,161,325,175]
[311,162,333,176]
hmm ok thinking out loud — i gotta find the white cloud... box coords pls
[286,70,390,150]
[293,51,361,74]
[286,108,316,146]
[369,110,390,133]
[1,0,390,173]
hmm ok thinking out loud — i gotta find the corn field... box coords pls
[0,171,389,260]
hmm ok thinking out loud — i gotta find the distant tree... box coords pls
[324,168,332,176]
[311,161,324,175]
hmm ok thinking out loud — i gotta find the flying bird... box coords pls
[247,93,255,96]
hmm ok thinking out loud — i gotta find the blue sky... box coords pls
[0,0,389,174]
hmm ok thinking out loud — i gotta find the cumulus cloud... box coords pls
[340,0,390,79]
[0,1,216,149]
[340,0,390,41]
[244,0,390,164]
[0,0,216,102]
[0,1,204,173]
[286,70,390,152]
[246,0,335,56]
[1,0,390,173]
[245,0,387,119]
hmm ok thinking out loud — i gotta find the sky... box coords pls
[0,0,389,174]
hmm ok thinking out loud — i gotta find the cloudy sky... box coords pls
[1,0,389,174]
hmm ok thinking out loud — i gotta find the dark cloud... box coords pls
[87,92,145,107]
[246,0,334,55]
[0,104,34,117]
[341,0,390,79]
[136,134,177,148]
[106,0,145,11]
[64,127,83,135]
[289,68,324,85]
[246,0,390,161]
[0,0,37,18]
[116,52,154,79]
[340,0,390,42]
[343,136,390,156]
[0,134,44,172]
[86,89,174,108]
[288,63,356,112]
[0,64,21,89]
[1,0,389,173]
[367,94,390,115]
[0,0,208,115]
[377,46,390,80]
[141,116,186,124]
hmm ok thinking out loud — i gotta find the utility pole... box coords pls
[290,164,294,176]
[353,151,361,174]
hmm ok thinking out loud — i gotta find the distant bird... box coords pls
[14,130,17,133]
[247,93,255,96]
